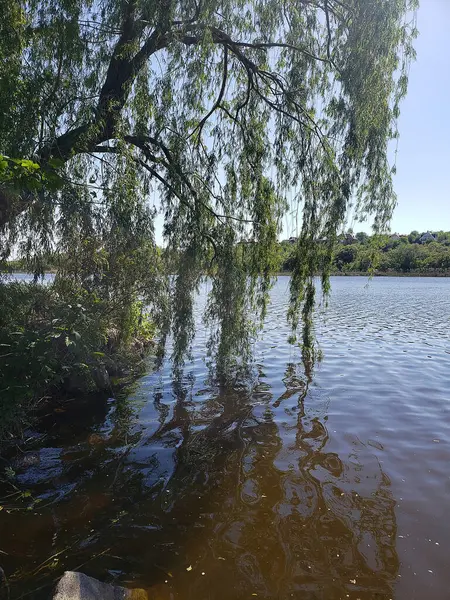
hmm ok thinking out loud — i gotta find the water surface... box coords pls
[1,276,449,599]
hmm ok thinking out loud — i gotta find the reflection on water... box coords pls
[1,277,450,600]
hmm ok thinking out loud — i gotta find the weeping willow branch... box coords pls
[188,45,229,139]
[0,0,418,374]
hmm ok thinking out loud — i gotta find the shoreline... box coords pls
[276,271,450,278]
[9,270,450,279]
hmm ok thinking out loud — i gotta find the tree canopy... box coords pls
[0,0,418,374]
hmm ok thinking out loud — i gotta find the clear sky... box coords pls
[386,0,449,235]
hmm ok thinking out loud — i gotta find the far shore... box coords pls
[277,271,450,278]
[7,270,450,279]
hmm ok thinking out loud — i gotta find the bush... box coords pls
[0,279,155,439]
[335,245,358,271]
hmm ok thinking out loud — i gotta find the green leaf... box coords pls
[24,178,42,191]
[20,159,39,170]
[48,157,65,168]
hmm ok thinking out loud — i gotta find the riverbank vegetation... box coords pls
[278,231,450,275]
[1,0,417,436]
[0,276,161,440]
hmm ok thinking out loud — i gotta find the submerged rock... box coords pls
[53,571,147,600]
[87,433,106,446]
[11,451,40,471]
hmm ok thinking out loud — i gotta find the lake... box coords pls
[1,276,449,599]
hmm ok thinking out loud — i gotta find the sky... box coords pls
[387,0,450,235]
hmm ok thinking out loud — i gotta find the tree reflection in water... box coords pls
[116,362,398,600]
[2,362,398,600]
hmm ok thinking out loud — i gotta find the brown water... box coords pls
[1,276,450,600]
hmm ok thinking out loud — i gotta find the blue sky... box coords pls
[385,0,449,235]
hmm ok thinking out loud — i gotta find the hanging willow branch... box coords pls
[0,0,418,373]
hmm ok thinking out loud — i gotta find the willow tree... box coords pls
[0,0,417,373]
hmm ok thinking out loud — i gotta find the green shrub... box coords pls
[0,280,154,439]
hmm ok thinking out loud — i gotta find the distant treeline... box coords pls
[4,257,57,273]
[6,230,450,277]
[279,231,450,275]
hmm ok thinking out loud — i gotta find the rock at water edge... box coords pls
[53,571,147,600]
